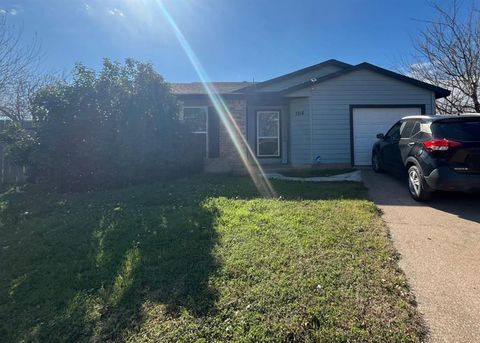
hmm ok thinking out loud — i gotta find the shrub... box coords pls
[0,121,35,167]
[4,59,203,191]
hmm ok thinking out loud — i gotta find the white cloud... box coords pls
[406,62,434,77]
[107,8,125,17]
[84,3,92,12]
[410,62,432,70]
[0,8,18,15]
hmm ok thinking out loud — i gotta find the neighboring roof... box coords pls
[170,82,252,95]
[282,62,451,99]
[235,59,352,92]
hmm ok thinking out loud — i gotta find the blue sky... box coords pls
[0,0,465,82]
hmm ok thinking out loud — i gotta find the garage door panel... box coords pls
[352,107,422,166]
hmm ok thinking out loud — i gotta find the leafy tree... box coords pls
[9,59,202,191]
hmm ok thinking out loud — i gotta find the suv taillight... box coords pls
[422,139,462,152]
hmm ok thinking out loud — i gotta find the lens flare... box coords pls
[155,0,276,197]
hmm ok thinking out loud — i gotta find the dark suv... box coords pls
[372,115,480,201]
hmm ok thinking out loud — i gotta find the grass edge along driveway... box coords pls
[0,176,426,342]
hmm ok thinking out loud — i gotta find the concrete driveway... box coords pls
[362,171,480,343]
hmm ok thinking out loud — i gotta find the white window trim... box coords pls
[182,106,209,158]
[257,110,280,157]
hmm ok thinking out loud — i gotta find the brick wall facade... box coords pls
[205,100,247,174]
[204,99,248,174]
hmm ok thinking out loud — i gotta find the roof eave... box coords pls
[435,89,451,99]
[174,92,247,99]
[234,59,352,93]
[281,62,451,99]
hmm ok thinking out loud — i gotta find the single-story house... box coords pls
[170,59,450,173]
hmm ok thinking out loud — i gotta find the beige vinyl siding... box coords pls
[308,69,435,164]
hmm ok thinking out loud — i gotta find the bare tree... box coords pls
[0,16,43,121]
[407,0,480,114]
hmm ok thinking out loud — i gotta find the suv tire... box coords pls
[372,151,383,173]
[407,165,432,201]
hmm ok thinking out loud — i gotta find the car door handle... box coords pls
[408,142,415,146]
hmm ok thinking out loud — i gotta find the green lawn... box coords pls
[279,168,356,178]
[0,176,425,342]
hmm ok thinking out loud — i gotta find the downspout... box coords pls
[309,86,314,164]
[284,102,289,165]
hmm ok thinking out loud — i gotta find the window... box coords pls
[401,121,417,138]
[432,120,480,141]
[401,121,421,139]
[410,122,421,137]
[257,111,280,157]
[385,121,402,140]
[183,107,208,157]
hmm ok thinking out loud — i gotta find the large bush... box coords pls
[7,59,203,191]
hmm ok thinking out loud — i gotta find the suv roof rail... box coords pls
[402,114,480,121]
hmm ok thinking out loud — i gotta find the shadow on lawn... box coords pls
[0,186,220,342]
[0,177,367,342]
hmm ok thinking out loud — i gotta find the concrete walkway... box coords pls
[362,170,480,343]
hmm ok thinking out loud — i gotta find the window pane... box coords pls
[411,122,421,137]
[183,107,207,132]
[401,121,415,138]
[386,122,401,140]
[258,112,279,137]
[432,120,480,141]
[258,138,279,156]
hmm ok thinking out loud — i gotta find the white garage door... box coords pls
[352,107,422,166]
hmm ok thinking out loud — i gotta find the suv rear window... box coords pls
[432,120,480,141]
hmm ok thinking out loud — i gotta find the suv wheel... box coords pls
[407,165,431,201]
[372,152,383,173]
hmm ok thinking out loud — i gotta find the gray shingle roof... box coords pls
[168,59,450,99]
[169,82,252,95]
